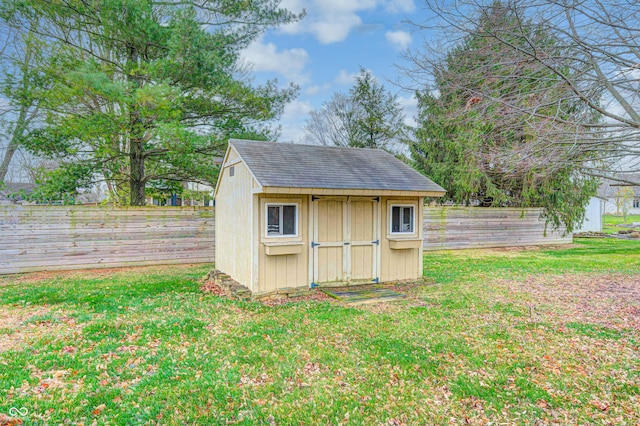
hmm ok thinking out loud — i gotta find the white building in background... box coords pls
[575,197,604,233]
[598,174,640,216]
[602,190,640,215]
[147,181,214,207]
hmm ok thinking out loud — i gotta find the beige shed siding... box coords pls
[215,148,254,287]
[379,196,422,282]
[257,195,309,292]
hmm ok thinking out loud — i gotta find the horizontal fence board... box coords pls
[1,205,571,275]
[0,227,213,236]
[1,258,215,275]
[1,237,215,251]
[1,252,214,271]
[0,205,215,274]
[423,206,570,251]
[1,252,214,270]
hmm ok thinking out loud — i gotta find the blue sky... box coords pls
[241,0,436,142]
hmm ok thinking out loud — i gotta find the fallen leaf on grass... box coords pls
[239,374,272,387]
[200,280,225,296]
[590,400,610,412]
[0,414,23,426]
[303,362,322,375]
[536,399,549,409]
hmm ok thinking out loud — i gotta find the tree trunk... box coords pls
[0,107,29,183]
[0,140,19,183]
[129,137,146,205]
[127,45,146,206]
[127,101,146,206]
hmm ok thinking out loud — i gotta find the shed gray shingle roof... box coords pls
[229,139,445,194]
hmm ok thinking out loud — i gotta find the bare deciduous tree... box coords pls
[303,93,360,147]
[0,25,44,183]
[403,0,640,185]
[303,68,407,150]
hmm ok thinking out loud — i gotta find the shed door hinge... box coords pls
[312,196,320,201]
[311,282,319,289]
[344,242,350,245]
[373,197,380,202]
[311,241,320,248]
[372,278,379,283]
[372,239,379,245]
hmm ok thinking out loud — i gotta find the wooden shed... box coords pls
[214,139,445,295]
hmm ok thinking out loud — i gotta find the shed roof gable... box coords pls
[227,139,445,194]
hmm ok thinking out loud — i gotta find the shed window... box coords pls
[634,198,639,209]
[266,204,298,236]
[390,205,415,234]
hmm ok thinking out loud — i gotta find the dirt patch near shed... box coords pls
[495,273,640,331]
[0,307,80,353]
[260,291,334,306]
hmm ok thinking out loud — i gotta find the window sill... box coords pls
[387,234,419,240]
[388,238,422,250]
[263,242,303,256]
[261,235,302,244]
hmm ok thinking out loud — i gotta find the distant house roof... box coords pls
[0,182,36,204]
[227,139,445,195]
[598,174,640,198]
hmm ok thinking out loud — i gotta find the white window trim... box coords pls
[265,203,299,238]
[389,204,416,235]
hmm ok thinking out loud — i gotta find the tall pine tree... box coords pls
[409,2,598,231]
[1,0,301,204]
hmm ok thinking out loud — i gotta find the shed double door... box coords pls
[311,196,379,286]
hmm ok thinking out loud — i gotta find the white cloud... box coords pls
[280,0,403,44]
[386,30,412,50]
[334,69,359,85]
[397,95,418,127]
[241,37,310,84]
[303,70,359,95]
[282,99,314,121]
[384,0,415,13]
[279,126,307,143]
[304,83,332,95]
[279,99,314,142]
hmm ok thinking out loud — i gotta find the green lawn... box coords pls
[603,214,640,234]
[1,239,639,424]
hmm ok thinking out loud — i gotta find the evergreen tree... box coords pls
[1,0,301,204]
[409,2,598,231]
[350,68,406,149]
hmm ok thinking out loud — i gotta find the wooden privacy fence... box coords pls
[0,205,215,275]
[1,205,570,275]
[423,206,571,250]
